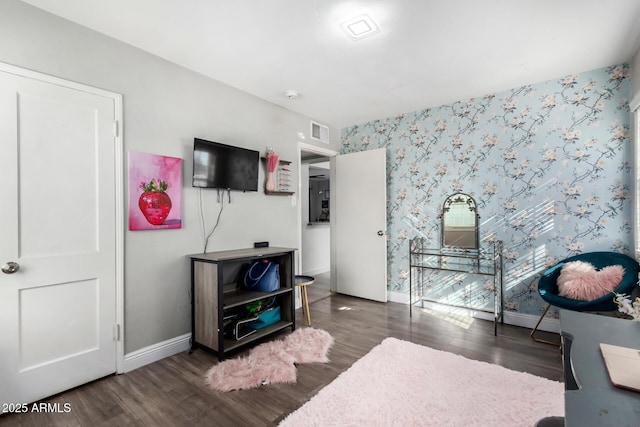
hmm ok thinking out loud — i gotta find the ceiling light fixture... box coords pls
[340,14,380,41]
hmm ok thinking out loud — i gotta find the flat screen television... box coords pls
[192,138,259,191]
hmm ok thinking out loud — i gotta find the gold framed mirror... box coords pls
[441,193,479,249]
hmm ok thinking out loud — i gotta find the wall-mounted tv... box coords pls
[192,138,259,191]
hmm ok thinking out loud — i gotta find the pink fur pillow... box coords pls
[557,261,624,301]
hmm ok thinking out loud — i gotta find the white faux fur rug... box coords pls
[279,337,564,427]
[206,327,334,392]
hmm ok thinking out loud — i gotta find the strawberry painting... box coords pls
[138,178,172,225]
[128,151,181,231]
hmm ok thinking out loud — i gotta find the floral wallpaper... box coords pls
[341,64,632,318]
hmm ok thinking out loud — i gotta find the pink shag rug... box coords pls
[279,337,564,427]
[206,327,334,392]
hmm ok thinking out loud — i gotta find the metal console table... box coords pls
[409,237,504,335]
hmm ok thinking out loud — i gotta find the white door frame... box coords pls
[0,62,125,373]
[297,142,338,292]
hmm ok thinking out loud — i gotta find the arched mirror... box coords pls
[441,193,479,249]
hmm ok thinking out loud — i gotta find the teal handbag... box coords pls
[248,306,281,329]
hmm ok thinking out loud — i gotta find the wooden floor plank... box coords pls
[0,293,562,427]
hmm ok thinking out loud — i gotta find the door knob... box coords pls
[377,230,384,236]
[1,262,19,274]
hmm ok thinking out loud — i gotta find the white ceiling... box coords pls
[22,0,640,129]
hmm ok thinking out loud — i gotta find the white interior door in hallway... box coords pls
[334,147,387,302]
[0,64,123,405]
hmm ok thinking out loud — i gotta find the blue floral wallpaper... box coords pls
[341,64,632,318]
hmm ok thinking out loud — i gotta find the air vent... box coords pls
[310,121,329,144]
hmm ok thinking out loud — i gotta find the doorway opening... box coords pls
[298,143,337,304]
[301,152,331,303]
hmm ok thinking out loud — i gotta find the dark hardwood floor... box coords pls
[304,271,331,305]
[0,292,563,427]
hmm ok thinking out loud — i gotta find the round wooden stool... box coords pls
[294,275,315,326]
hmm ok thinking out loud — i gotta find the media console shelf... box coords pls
[189,247,296,360]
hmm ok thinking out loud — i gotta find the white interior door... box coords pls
[0,66,120,405]
[334,148,387,302]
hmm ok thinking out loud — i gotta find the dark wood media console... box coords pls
[188,247,296,360]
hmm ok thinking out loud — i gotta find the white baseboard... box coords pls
[389,290,560,333]
[388,290,410,304]
[302,267,330,276]
[123,333,191,373]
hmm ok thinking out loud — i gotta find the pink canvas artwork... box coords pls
[128,151,182,230]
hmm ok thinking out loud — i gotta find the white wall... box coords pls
[301,163,330,275]
[302,224,331,275]
[0,0,340,354]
